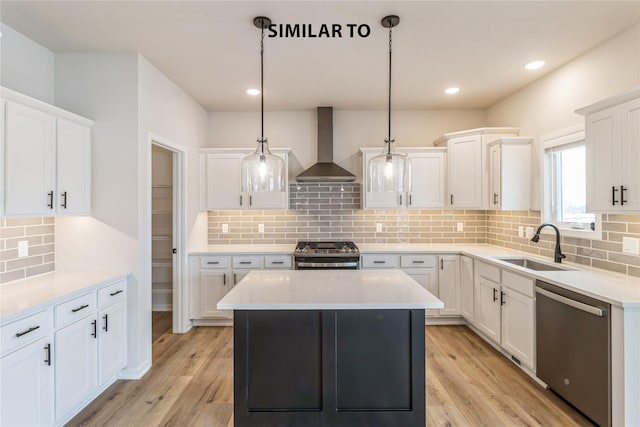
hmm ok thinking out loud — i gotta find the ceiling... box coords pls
[1,1,639,112]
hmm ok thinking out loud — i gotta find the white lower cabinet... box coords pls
[363,253,461,319]
[438,255,461,316]
[472,260,535,371]
[54,313,98,421]
[0,335,53,426]
[190,254,292,322]
[98,299,127,386]
[1,278,127,427]
[460,255,474,321]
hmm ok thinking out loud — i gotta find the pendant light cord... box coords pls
[260,23,265,150]
[386,19,393,154]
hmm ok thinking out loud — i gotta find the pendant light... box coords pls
[367,15,411,193]
[241,16,285,193]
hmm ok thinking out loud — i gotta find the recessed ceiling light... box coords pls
[524,60,545,70]
[444,87,460,95]
[246,88,260,96]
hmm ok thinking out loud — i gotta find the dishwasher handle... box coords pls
[536,287,604,317]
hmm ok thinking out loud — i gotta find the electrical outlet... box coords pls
[376,223,383,233]
[525,227,535,239]
[518,226,524,238]
[17,240,29,257]
[623,237,640,255]
[457,222,464,232]
[222,224,229,233]
[258,223,264,233]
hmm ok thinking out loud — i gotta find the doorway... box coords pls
[151,144,174,338]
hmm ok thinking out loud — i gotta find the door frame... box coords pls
[148,133,189,334]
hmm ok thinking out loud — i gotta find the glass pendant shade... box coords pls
[241,138,285,192]
[367,140,411,192]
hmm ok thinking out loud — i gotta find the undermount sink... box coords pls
[496,257,574,272]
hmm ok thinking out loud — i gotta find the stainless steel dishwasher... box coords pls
[536,280,611,427]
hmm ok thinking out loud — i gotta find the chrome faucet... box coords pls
[531,223,566,263]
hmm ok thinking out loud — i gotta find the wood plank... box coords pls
[67,325,594,427]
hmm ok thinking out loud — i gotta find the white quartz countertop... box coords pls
[189,244,295,255]
[0,271,130,323]
[192,243,640,307]
[217,269,444,310]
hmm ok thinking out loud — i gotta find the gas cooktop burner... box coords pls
[294,241,359,256]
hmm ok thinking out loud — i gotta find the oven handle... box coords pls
[297,262,359,268]
[536,287,604,317]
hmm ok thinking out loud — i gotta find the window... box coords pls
[542,125,601,239]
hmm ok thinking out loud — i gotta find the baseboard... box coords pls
[425,316,466,326]
[152,304,172,311]
[118,361,151,380]
[192,318,233,327]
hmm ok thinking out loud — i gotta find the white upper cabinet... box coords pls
[4,101,56,216]
[360,147,446,209]
[434,128,519,209]
[578,89,640,212]
[56,118,92,215]
[200,148,290,211]
[2,87,93,217]
[488,137,532,210]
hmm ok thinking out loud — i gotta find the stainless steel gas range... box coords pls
[293,241,360,270]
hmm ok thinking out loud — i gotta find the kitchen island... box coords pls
[217,269,443,427]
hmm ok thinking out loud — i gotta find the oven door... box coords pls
[294,256,360,270]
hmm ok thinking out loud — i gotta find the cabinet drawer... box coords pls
[264,255,292,269]
[232,256,263,269]
[200,256,231,269]
[400,255,437,268]
[475,260,501,283]
[55,292,96,328]
[1,309,52,356]
[362,254,399,268]
[98,279,127,308]
[502,270,534,298]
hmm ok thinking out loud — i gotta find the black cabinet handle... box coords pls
[409,194,412,205]
[440,259,444,270]
[103,314,109,332]
[621,186,628,205]
[412,260,425,264]
[239,195,243,206]
[271,261,284,265]
[239,261,252,265]
[234,273,237,285]
[612,186,619,205]
[109,290,123,296]
[250,195,253,206]
[450,194,454,205]
[72,304,89,313]
[492,288,498,302]
[61,191,68,209]
[207,261,219,265]
[15,325,40,338]
[44,343,51,366]
[373,260,386,264]
[91,320,97,338]
[47,191,54,209]
[500,291,506,306]
[399,194,403,206]
[493,193,499,205]
[223,274,226,285]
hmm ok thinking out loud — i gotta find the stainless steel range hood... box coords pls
[296,107,356,182]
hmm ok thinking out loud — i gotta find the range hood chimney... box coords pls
[296,107,356,182]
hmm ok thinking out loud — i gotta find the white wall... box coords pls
[53,53,146,375]
[208,109,485,181]
[486,23,640,209]
[54,53,208,377]
[0,23,55,103]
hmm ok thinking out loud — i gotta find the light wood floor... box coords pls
[68,313,593,426]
